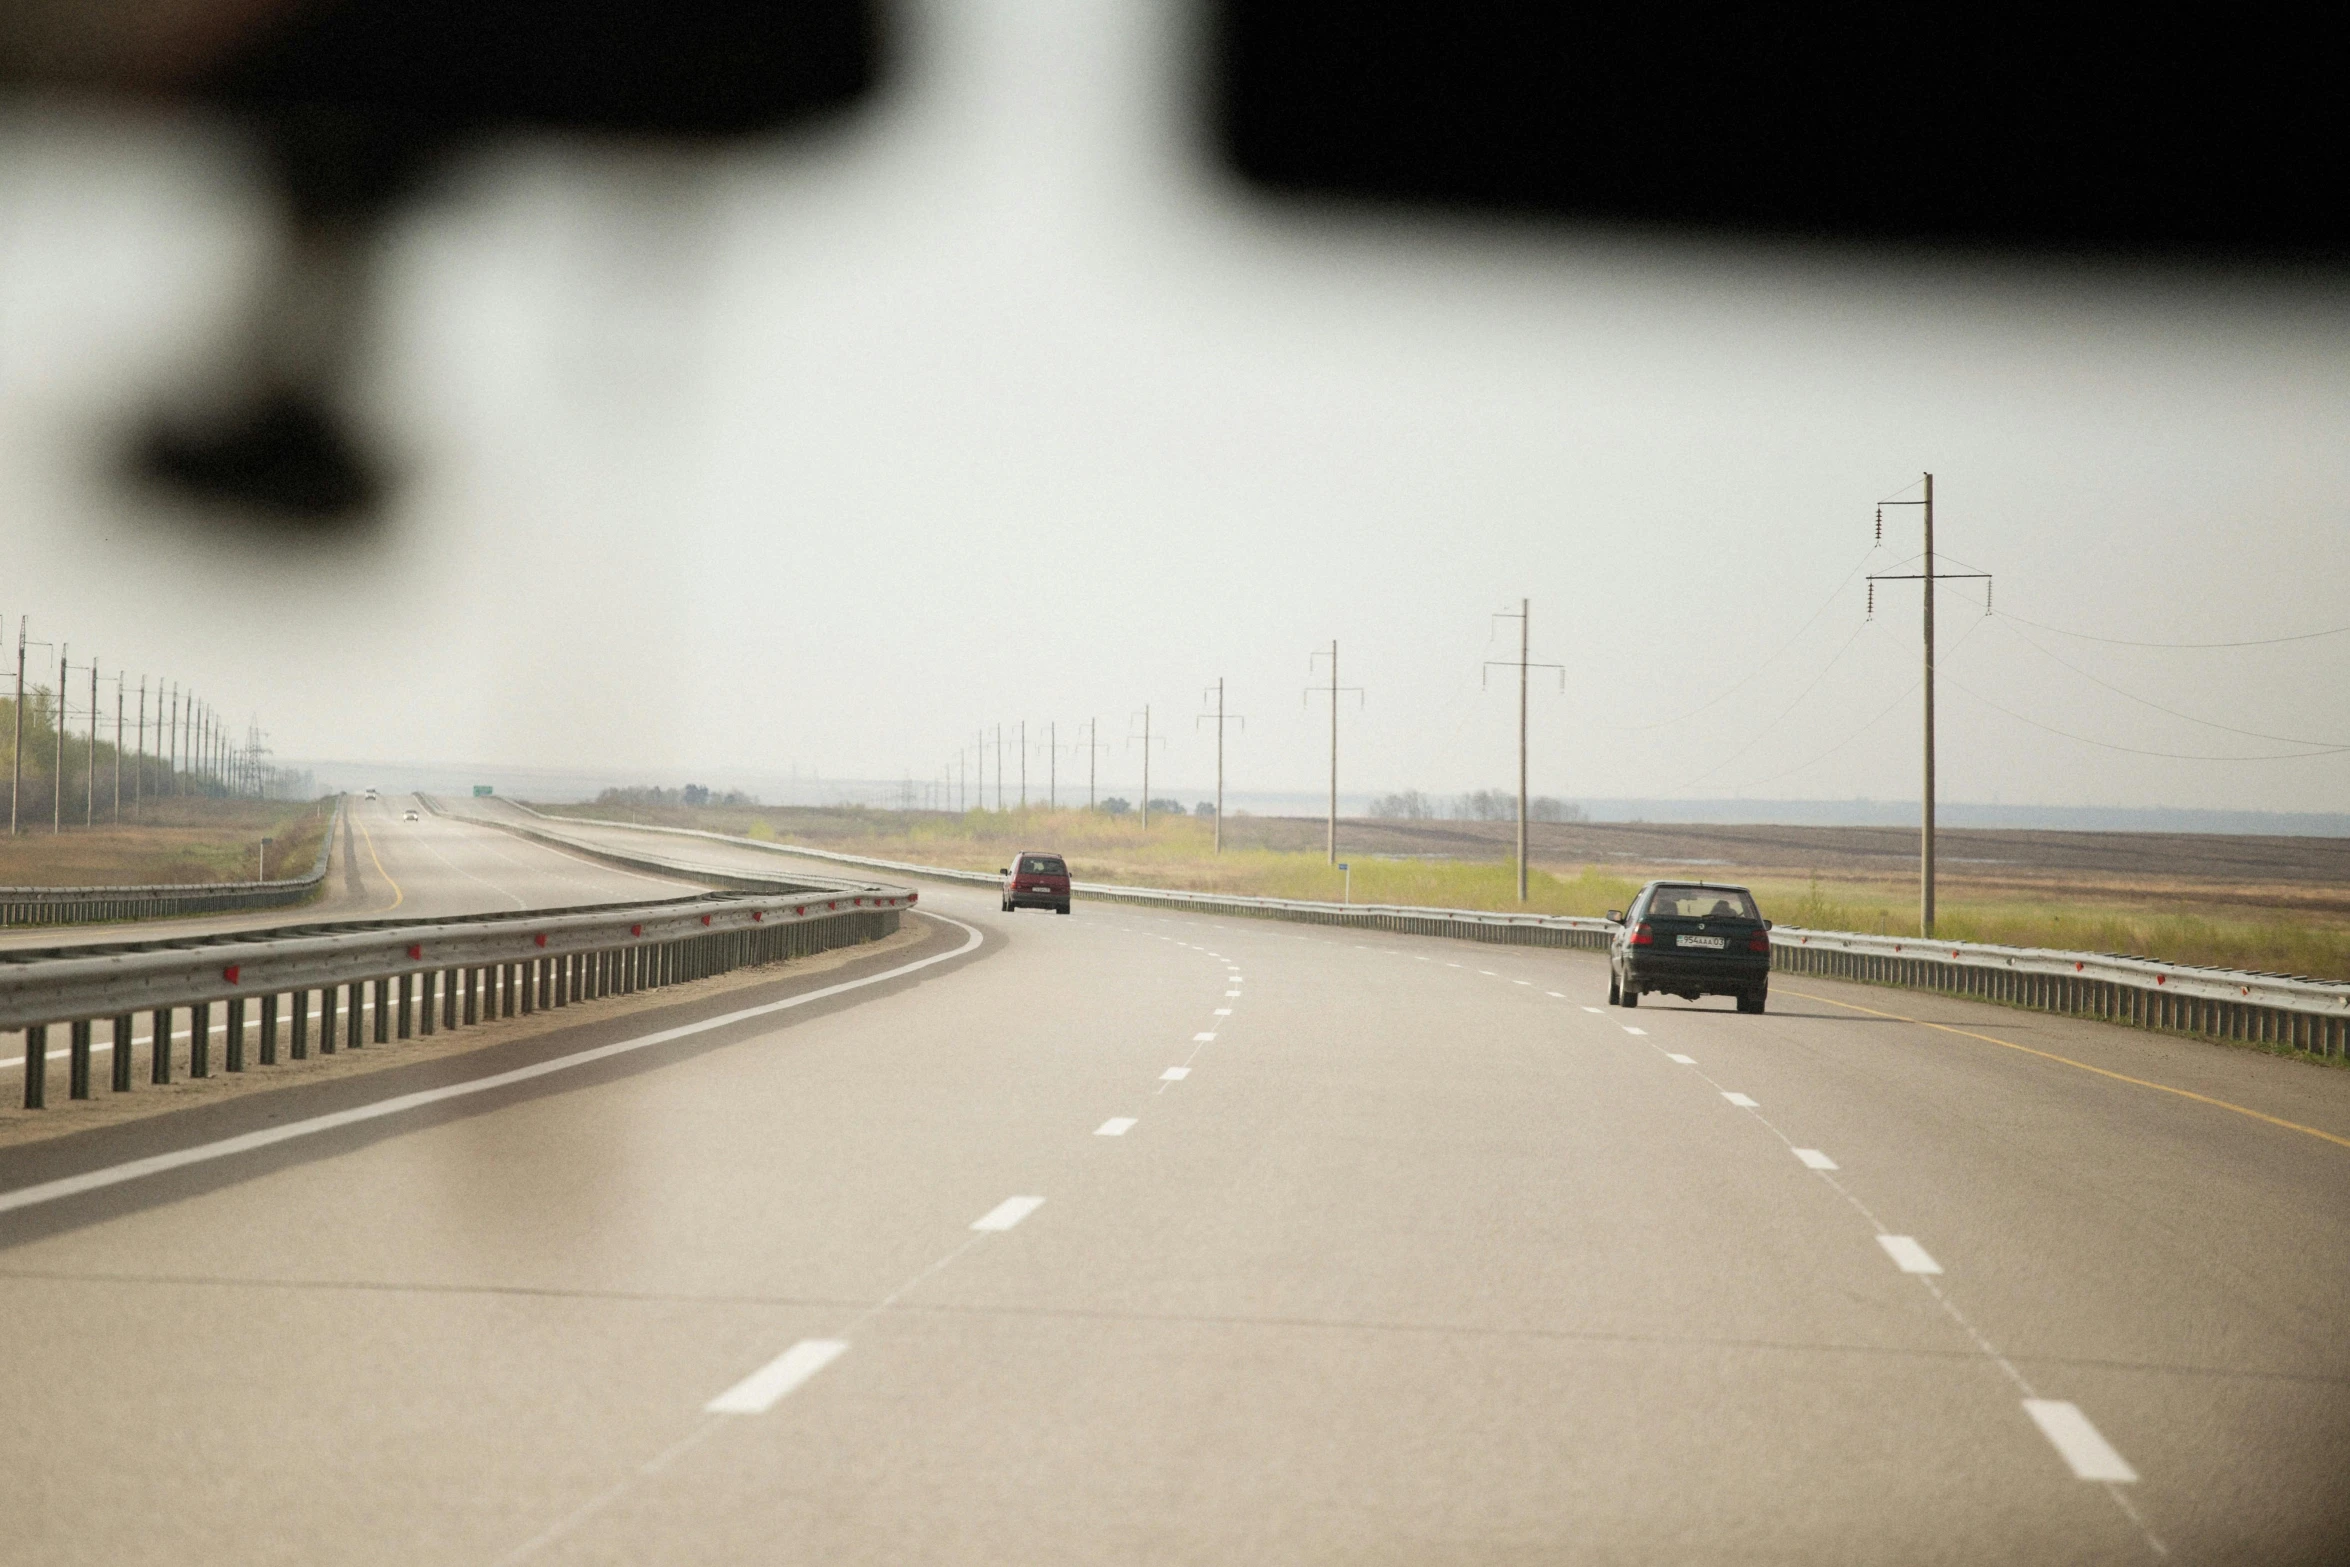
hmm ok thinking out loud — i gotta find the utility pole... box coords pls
[9,620,23,835]
[993,724,1003,811]
[86,659,97,825]
[54,646,67,833]
[1483,600,1566,903]
[1868,473,1987,937]
[1084,717,1108,810]
[1128,706,1159,830]
[113,674,123,820]
[1305,643,1364,865]
[1196,679,1246,854]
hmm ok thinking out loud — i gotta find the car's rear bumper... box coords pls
[1623,953,1769,992]
[1006,888,1070,907]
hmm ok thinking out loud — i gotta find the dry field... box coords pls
[538,802,2350,981]
[0,798,334,889]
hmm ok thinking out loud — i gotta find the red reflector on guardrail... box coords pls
[222,964,239,984]
[408,944,422,960]
[2075,961,2084,971]
[795,906,806,915]
[701,915,712,926]
[631,924,642,936]
[534,933,547,947]
[752,911,764,921]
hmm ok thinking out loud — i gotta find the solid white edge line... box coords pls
[705,1339,849,1414]
[971,1195,1045,1232]
[0,915,987,1219]
[1794,1148,1838,1169]
[1095,1118,1136,1136]
[2021,1399,2139,1483]
[1878,1235,1944,1275]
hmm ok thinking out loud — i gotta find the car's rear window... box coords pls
[1646,885,1758,920]
[1019,855,1067,875]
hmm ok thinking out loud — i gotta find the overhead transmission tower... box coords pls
[1483,598,1565,903]
[1305,642,1364,865]
[1868,472,1991,937]
[1196,678,1246,853]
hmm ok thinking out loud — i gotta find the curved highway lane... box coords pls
[0,828,2345,1563]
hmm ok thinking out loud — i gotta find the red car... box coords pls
[1001,851,1072,914]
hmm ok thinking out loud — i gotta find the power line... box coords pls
[1674,618,1876,792]
[1990,608,2350,649]
[1986,615,2349,750]
[1941,671,2350,761]
[1609,544,1877,731]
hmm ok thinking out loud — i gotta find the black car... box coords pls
[1606,881,1773,1012]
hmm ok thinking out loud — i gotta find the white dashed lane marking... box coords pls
[1877,1235,1943,1275]
[1581,1006,1605,1014]
[706,1340,848,1415]
[1794,1148,1838,1170]
[1160,1067,1189,1081]
[972,1196,1046,1232]
[1214,1008,1232,1016]
[1225,990,1241,998]
[1623,1027,1646,1036]
[2023,1400,2140,1483]
[1666,1054,1696,1065]
[1096,1118,1137,1137]
[1722,1092,1758,1108]
[1193,1032,1217,1042]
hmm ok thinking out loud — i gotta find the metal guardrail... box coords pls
[2,882,915,1109]
[486,803,2350,1061]
[0,798,346,928]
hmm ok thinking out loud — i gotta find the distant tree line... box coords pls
[1368,789,1585,823]
[594,783,758,809]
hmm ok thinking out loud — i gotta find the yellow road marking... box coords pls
[1784,987,2350,1152]
[353,813,403,912]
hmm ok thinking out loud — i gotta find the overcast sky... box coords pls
[3,0,2346,815]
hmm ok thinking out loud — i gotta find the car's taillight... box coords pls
[1748,929,1771,953]
[1629,922,1653,947]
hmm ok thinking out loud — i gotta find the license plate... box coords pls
[1676,934,1725,949]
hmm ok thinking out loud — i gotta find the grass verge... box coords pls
[537,802,2350,982]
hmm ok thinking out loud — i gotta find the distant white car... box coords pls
[402,809,419,822]
[365,788,378,801]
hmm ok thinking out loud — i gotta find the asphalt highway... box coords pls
[3,815,2347,1563]
[0,796,703,1080]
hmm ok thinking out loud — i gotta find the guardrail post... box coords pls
[112,1014,134,1092]
[397,975,414,1039]
[259,993,279,1065]
[370,979,387,1044]
[151,1008,173,1082]
[225,997,246,1071]
[444,970,458,1029]
[419,972,436,1036]
[317,985,335,1054]
[22,1025,46,1108]
[191,1002,211,1076]
[68,1019,92,1099]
